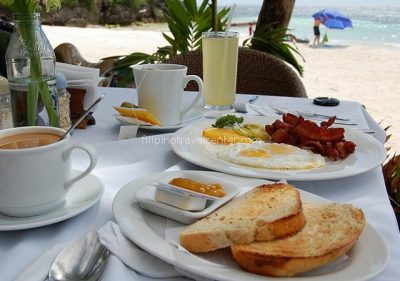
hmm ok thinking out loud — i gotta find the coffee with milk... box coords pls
[0,133,60,149]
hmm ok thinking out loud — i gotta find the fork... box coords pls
[268,104,351,121]
[233,96,259,113]
[250,104,358,126]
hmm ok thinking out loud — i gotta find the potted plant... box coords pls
[0,0,61,127]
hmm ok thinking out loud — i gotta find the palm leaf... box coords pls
[183,0,197,17]
[112,52,158,70]
[246,25,304,76]
[165,0,191,29]
[110,0,230,83]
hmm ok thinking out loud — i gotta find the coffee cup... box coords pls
[0,126,97,217]
[131,64,203,126]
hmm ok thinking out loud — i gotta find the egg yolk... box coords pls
[267,143,294,154]
[239,148,271,158]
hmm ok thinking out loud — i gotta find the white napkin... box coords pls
[13,222,181,281]
[56,62,100,110]
[56,62,100,81]
[98,221,181,278]
[118,125,139,140]
[13,243,66,281]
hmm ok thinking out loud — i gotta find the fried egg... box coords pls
[216,141,325,170]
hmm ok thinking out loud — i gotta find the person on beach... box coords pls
[248,22,253,36]
[313,17,321,46]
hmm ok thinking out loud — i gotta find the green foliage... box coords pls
[110,0,229,87]
[102,0,147,9]
[0,0,14,6]
[1,0,61,126]
[109,0,303,85]
[212,115,244,128]
[56,0,150,14]
[0,0,61,13]
[243,25,304,76]
[112,52,160,71]
[81,0,96,11]
[163,0,229,54]
[61,0,75,7]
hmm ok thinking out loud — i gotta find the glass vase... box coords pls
[5,13,60,127]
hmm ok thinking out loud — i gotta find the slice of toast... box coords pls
[231,203,365,277]
[179,183,306,253]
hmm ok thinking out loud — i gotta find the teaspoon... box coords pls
[60,94,105,140]
[48,231,110,281]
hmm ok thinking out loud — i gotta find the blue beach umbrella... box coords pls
[312,9,353,30]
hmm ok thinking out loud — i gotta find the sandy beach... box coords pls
[43,25,400,153]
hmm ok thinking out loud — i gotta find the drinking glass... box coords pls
[202,31,239,110]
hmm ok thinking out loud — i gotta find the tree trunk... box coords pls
[212,0,218,31]
[255,0,295,31]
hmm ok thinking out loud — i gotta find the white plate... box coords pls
[113,171,390,281]
[134,171,242,224]
[114,109,204,132]
[170,116,387,181]
[0,171,104,231]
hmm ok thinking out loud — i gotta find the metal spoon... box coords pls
[60,94,105,140]
[48,231,110,281]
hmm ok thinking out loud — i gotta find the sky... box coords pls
[217,0,399,6]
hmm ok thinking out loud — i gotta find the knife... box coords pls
[268,104,351,121]
[249,104,358,126]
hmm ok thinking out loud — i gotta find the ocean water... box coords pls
[231,5,400,47]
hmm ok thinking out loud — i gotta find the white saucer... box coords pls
[114,109,204,132]
[0,171,104,231]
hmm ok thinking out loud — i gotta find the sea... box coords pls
[230,5,400,48]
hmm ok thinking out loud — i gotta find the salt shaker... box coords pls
[0,76,13,130]
[56,72,72,130]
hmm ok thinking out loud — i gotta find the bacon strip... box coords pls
[265,113,356,161]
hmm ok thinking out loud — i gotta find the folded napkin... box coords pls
[56,62,100,110]
[118,125,139,140]
[13,221,181,281]
[13,243,66,281]
[98,221,181,278]
[56,62,100,81]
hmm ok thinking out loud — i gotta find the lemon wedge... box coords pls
[203,128,253,144]
[113,106,161,126]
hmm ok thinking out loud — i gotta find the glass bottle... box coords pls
[0,76,13,130]
[56,72,71,130]
[5,13,59,127]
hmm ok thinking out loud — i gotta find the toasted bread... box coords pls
[231,203,365,277]
[179,183,305,253]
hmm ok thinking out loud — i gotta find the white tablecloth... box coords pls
[0,88,398,281]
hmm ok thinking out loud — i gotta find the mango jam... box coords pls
[169,178,226,198]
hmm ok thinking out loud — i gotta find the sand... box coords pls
[43,25,400,153]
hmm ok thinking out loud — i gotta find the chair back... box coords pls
[164,47,307,98]
[54,43,116,86]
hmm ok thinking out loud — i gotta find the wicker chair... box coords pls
[164,47,307,98]
[54,43,116,86]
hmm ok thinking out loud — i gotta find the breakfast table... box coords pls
[0,87,399,281]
